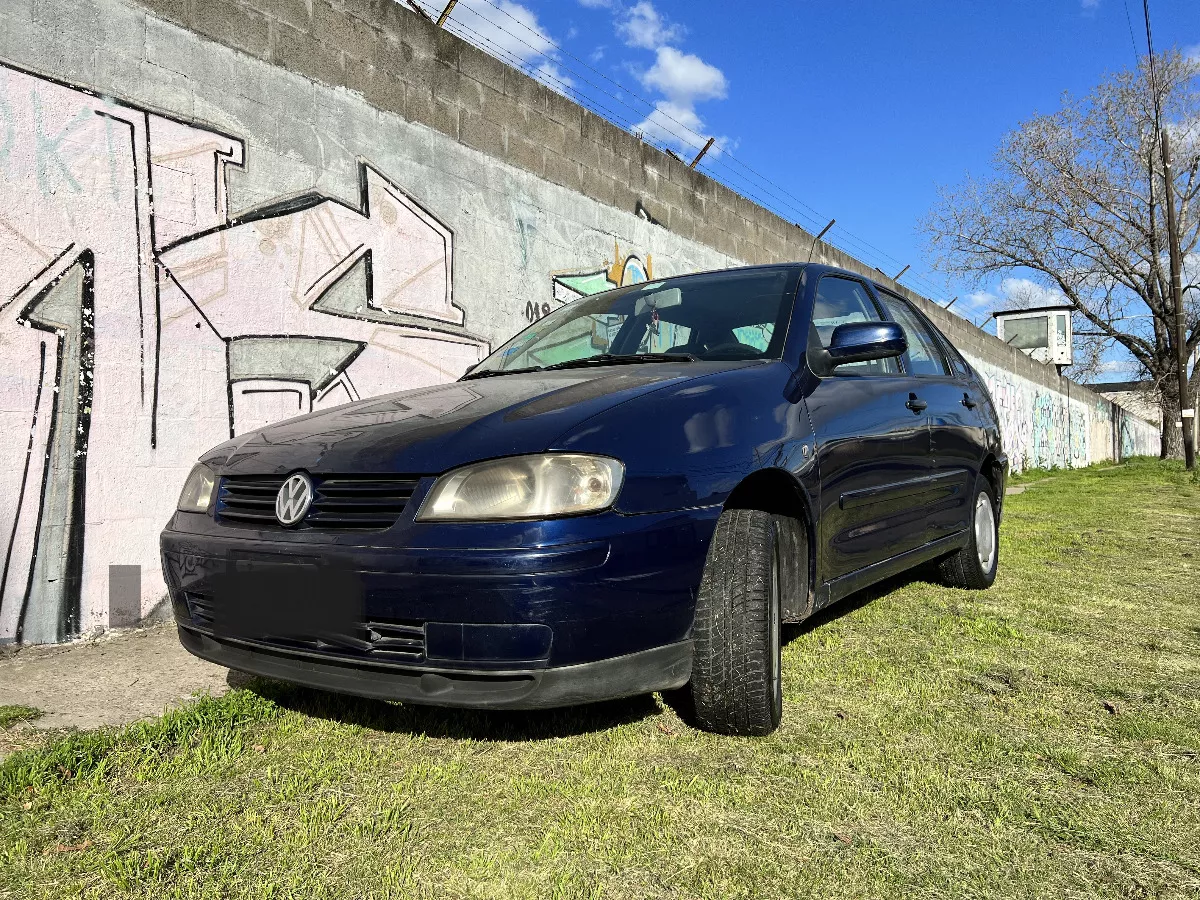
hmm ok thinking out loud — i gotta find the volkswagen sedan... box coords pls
[161,263,1006,735]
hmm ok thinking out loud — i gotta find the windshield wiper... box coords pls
[461,353,695,380]
[541,353,696,372]
[460,365,543,381]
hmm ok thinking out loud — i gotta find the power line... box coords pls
[429,0,953,301]
[445,11,854,243]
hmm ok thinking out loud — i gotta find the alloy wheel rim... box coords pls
[975,491,997,573]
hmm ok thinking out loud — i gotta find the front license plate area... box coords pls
[210,559,364,641]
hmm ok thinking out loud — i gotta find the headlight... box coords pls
[417,454,624,521]
[177,463,217,513]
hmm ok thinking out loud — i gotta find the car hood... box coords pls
[204,364,749,475]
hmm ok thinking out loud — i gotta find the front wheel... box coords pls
[687,508,783,736]
[938,475,999,589]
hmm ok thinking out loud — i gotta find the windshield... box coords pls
[469,268,797,376]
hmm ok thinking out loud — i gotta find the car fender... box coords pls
[552,362,819,516]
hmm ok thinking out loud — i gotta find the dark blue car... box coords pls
[162,264,1006,735]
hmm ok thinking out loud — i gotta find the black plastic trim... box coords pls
[177,626,693,710]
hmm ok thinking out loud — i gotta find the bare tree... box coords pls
[923,52,1200,458]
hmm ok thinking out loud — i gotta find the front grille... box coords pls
[216,474,421,531]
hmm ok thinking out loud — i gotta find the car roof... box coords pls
[655,262,900,293]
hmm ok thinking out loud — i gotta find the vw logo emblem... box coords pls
[275,472,313,526]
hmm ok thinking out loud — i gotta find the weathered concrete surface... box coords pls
[0,624,230,729]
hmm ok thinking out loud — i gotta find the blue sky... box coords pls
[415,0,1198,378]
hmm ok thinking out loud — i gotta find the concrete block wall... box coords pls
[0,0,1159,642]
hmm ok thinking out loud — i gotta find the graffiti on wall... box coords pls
[0,63,488,642]
[968,357,1157,472]
[549,241,652,310]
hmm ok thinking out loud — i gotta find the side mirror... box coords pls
[824,321,907,370]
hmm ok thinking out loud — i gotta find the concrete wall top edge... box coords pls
[58,0,1137,413]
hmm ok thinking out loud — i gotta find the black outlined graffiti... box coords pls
[0,61,488,642]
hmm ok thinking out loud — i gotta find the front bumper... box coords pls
[161,505,720,706]
[178,625,692,709]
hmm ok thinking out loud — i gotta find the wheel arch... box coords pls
[980,453,1006,518]
[723,467,817,621]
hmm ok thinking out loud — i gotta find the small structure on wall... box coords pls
[994,305,1074,374]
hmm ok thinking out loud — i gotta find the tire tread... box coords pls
[690,508,781,735]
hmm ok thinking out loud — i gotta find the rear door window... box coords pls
[877,292,950,376]
[812,276,898,375]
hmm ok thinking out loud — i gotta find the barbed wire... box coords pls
[429,0,952,301]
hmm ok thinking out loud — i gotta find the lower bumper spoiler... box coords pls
[177,625,693,710]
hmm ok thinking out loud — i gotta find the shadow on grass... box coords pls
[226,570,939,740]
[228,669,661,741]
[782,568,935,647]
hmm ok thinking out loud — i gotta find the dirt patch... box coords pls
[0,623,230,732]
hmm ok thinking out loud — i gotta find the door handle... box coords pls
[905,393,927,413]
[961,393,977,410]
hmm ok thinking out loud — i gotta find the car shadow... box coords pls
[225,569,939,738]
[227,669,661,740]
[782,568,935,647]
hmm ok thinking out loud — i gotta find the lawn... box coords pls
[1,460,1198,899]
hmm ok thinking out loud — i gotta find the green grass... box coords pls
[2,459,1198,899]
[0,708,41,731]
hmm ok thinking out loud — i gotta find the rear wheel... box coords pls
[938,475,999,589]
[688,508,783,736]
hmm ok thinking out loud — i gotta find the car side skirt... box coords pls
[817,530,970,609]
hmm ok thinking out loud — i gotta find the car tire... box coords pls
[688,508,783,736]
[937,474,999,590]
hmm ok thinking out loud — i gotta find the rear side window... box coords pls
[937,332,973,379]
[877,293,949,376]
[812,276,898,375]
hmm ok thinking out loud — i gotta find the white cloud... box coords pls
[1095,359,1140,376]
[632,101,732,159]
[532,60,573,94]
[995,277,1069,309]
[415,0,555,70]
[957,277,1068,323]
[1081,0,1100,9]
[616,1,685,50]
[632,48,730,158]
[1185,43,1200,63]
[962,290,998,314]
[639,46,727,104]
[634,100,704,152]
[412,0,578,96]
[423,0,736,165]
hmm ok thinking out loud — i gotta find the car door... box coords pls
[804,275,933,583]
[875,289,982,542]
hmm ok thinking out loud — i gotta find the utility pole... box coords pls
[1159,129,1196,469]
[1142,0,1194,469]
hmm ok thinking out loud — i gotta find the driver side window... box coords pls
[812,276,898,375]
